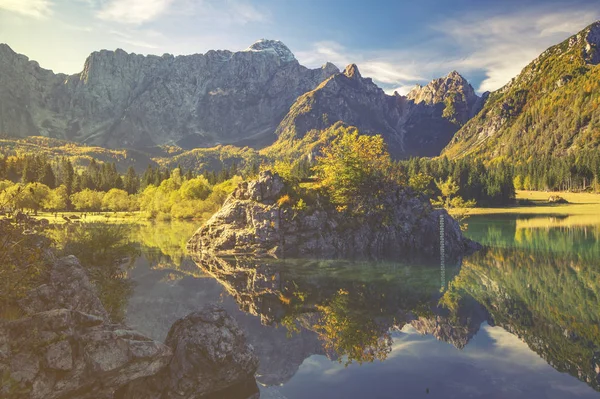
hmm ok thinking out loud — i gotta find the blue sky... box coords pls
[1,0,599,94]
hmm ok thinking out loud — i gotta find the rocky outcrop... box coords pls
[0,40,338,149]
[117,305,259,399]
[269,65,482,158]
[0,309,172,399]
[2,255,260,399]
[188,171,480,259]
[18,255,110,320]
[125,265,325,387]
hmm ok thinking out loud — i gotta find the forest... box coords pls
[0,125,599,219]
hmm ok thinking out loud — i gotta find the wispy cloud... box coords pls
[296,41,427,95]
[434,7,600,92]
[176,0,268,26]
[108,29,163,49]
[298,4,600,94]
[96,0,267,26]
[97,0,174,25]
[0,0,53,18]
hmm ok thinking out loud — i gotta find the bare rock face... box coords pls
[18,255,110,321]
[189,171,480,259]
[118,304,259,399]
[0,309,172,399]
[584,21,600,64]
[0,40,338,149]
[271,65,483,158]
[406,70,482,123]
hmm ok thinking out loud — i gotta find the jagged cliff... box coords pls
[0,40,483,157]
[268,65,484,158]
[0,40,338,149]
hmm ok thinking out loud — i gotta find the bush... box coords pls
[313,129,394,215]
[0,218,50,317]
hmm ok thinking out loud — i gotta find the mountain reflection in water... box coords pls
[125,216,600,398]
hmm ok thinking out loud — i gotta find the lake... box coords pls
[123,214,600,399]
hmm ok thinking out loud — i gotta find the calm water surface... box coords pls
[125,214,600,398]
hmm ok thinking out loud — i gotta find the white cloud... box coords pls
[97,0,174,25]
[433,7,600,92]
[0,0,53,18]
[96,0,268,26]
[298,4,600,94]
[296,41,427,95]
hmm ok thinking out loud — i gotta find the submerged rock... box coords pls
[117,304,259,399]
[188,171,480,259]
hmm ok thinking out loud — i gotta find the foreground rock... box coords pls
[188,171,480,259]
[2,255,259,399]
[0,309,172,399]
[18,255,110,320]
[117,304,259,399]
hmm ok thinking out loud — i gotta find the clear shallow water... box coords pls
[125,215,600,398]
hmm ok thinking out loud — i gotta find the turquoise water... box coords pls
[126,214,600,398]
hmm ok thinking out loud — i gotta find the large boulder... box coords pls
[5,254,259,399]
[118,304,259,399]
[188,171,480,259]
[0,309,172,399]
[18,255,110,320]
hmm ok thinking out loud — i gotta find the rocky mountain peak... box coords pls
[343,63,362,79]
[321,61,340,74]
[244,39,296,62]
[406,71,476,106]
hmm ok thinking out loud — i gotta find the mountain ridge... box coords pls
[0,40,484,159]
[267,63,483,159]
[0,40,339,149]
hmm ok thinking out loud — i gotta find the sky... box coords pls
[1,0,599,94]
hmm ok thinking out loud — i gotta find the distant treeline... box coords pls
[397,157,515,206]
[398,150,600,206]
[1,143,598,214]
[0,154,246,219]
[512,150,600,192]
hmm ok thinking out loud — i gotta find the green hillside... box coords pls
[443,21,600,161]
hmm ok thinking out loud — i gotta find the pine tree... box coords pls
[40,163,56,189]
[124,166,140,194]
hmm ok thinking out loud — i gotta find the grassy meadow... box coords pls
[460,190,600,217]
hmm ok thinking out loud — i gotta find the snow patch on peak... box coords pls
[244,39,296,62]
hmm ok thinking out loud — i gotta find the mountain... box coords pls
[266,64,483,159]
[443,21,600,160]
[0,40,338,149]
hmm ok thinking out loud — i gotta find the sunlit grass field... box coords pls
[32,211,146,224]
[462,190,600,217]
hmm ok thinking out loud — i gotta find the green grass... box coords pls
[455,190,600,218]
[31,211,145,224]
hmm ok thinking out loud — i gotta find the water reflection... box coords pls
[124,216,600,398]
